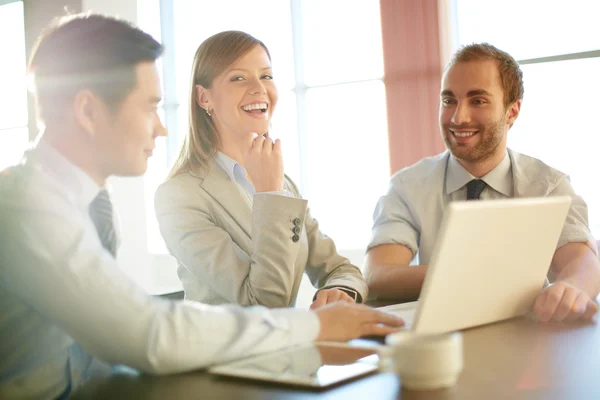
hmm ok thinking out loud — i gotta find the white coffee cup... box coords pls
[383,331,463,390]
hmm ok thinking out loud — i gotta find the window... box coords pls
[453,0,600,237]
[298,0,390,252]
[454,0,600,61]
[149,0,390,258]
[138,0,169,255]
[0,1,28,170]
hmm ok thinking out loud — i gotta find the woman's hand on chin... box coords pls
[243,132,284,192]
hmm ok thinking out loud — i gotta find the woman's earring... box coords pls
[205,108,212,117]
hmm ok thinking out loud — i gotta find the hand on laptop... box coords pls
[533,281,598,322]
[314,302,404,342]
[310,288,355,310]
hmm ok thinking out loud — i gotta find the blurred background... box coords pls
[1,0,598,306]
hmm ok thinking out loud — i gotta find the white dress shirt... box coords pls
[369,149,595,265]
[0,139,319,399]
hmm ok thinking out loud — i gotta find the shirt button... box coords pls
[292,226,301,234]
[292,234,300,243]
[293,218,301,226]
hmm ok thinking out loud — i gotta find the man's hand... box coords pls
[243,133,284,193]
[315,302,404,342]
[310,288,355,310]
[533,281,598,322]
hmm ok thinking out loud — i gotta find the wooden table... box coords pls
[71,316,600,400]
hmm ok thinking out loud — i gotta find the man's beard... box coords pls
[442,117,505,163]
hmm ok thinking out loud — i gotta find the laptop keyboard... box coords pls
[376,302,418,330]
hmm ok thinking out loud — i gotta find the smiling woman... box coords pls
[167,31,273,177]
[153,31,368,309]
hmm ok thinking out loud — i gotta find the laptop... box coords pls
[379,196,572,334]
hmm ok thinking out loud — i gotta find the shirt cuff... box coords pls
[368,227,418,257]
[256,189,294,198]
[269,308,320,347]
[556,232,596,249]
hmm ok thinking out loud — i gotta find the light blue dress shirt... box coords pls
[215,152,256,198]
[0,139,319,399]
[369,149,595,266]
[214,151,293,201]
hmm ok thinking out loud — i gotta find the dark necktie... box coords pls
[466,179,486,200]
[89,189,117,257]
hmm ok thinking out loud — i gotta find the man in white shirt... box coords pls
[366,43,600,323]
[0,14,402,399]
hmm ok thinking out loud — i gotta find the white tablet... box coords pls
[208,343,380,389]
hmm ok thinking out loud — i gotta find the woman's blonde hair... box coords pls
[168,31,270,178]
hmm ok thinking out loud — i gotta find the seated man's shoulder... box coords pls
[0,163,35,204]
[0,162,70,213]
[390,152,448,185]
[511,150,567,183]
[0,164,23,186]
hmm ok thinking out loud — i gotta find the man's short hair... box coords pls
[28,13,163,124]
[447,43,524,108]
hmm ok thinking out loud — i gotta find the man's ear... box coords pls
[506,99,521,126]
[195,85,211,112]
[73,90,104,137]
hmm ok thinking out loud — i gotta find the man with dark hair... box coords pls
[365,43,600,322]
[0,14,402,399]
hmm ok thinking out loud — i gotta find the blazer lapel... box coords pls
[191,160,253,238]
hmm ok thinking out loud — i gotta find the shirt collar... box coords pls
[31,137,102,207]
[215,151,248,184]
[446,151,512,196]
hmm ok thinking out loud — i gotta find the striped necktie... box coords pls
[89,189,117,257]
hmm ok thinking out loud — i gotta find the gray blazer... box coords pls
[154,160,367,307]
